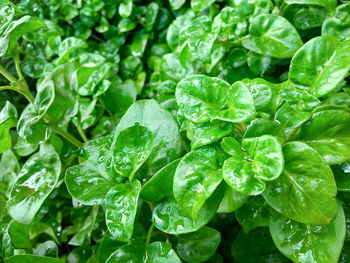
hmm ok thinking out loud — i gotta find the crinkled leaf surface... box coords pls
[113,124,154,180]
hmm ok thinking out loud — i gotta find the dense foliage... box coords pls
[1,0,350,262]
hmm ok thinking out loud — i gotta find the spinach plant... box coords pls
[1,0,350,262]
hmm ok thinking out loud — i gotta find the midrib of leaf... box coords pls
[283,169,332,223]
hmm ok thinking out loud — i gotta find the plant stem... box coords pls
[44,115,84,148]
[77,122,88,142]
[0,65,84,148]
[0,65,19,84]
[146,224,154,246]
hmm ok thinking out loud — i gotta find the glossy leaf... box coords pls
[222,135,284,195]
[5,255,61,263]
[176,227,221,263]
[289,36,350,98]
[145,242,181,263]
[113,124,154,180]
[65,136,115,205]
[176,75,255,124]
[263,142,338,225]
[270,206,346,263]
[242,14,303,58]
[173,145,228,218]
[106,241,145,263]
[322,3,350,41]
[113,100,182,176]
[0,101,17,153]
[186,120,233,150]
[7,143,61,224]
[105,180,141,241]
[140,159,180,202]
[296,109,350,165]
[152,183,224,234]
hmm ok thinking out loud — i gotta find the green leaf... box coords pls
[296,109,350,165]
[176,75,255,124]
[65,136,116,205]
[263,142,338,225]
[113,100,182,176]
[0,101,17,153]
[0,150,19,195]
[7,143,61,224]
[113,124,154,181]
[217,184,248,213]
[140,159,180,202]
[0,16,45,57]
[235,196,270,233]
[242,78,281,117]
[191,0,215,11]
[232,227,289,263]
[34,241,58,257]
[274,103,311,140]
[169,0,186,10]
[222,135,284,195]
[174,145,228,218]
[270,205,346,263]
[105,180,141,241]
[152,183,224,234]
[17,104,48,144]
[145,242,181,263]
[5,255,61,263]
[242,14,303,58]
[119,0,133,18]
[322,3,350,41]
[289,36,350,98]
[8,221,31,250]
[35,80,55,116]
[284,0,337,11]
[186,120,234,150]
[332,162,350,192]
[243,119,285,143]
[106,241,145,263]
[176,227,221,263]
[69,206,99,246]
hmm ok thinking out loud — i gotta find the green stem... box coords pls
[146,224,154,246]
[77,122,88,143]
[44,115,84,148]
[0,65,19,84]
[0,66,84,148]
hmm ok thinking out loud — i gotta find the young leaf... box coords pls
[222,135,284,195]
[322,3,350,41]
[140,159,180,202]
[0,101,17,153]
[152,183,224,234]
[65,136,116,205]
[105,180,141,241]
[263,142,338,225]
[173,145,228,218]
[113,124,154,181]
[106,241,145,263]
[113,99,182,176]
[242,14,303,58]
[7,143,61,224]
[270,205,346,263]
[176,75,255,124]
[145,242,181,263]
